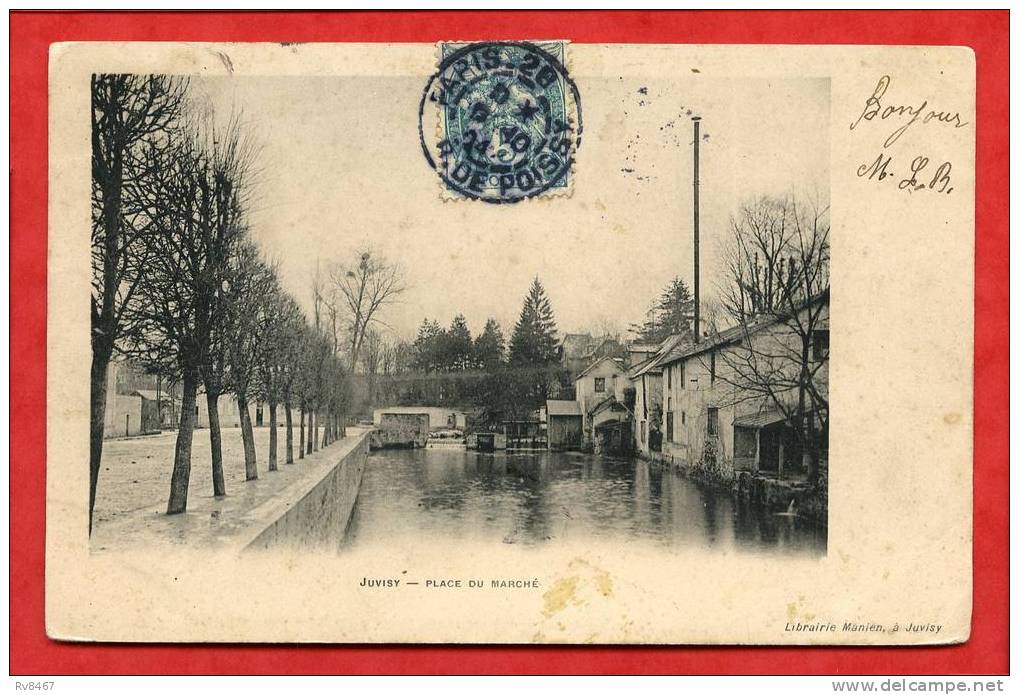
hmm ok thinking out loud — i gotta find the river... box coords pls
[341,446,826,555]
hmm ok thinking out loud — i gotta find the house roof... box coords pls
[630,333,688,377]
[654,289,830,369]
[576,355,626,380]
[626,353,662,379]
[733,410,788,429]
[589,395,629,417]
[546,399,583,417]
[654,323,746,368]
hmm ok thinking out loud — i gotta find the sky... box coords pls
[197,71,829,343]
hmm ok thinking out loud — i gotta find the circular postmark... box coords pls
[418,41,583,204]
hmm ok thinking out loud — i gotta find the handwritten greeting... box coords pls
[851,75,968,195]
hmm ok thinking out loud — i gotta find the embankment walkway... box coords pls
[90,427,370,554]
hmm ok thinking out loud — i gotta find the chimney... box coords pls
[692,116,701,343]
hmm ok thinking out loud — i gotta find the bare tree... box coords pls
[329,249,406,372]
[256,271,294,472]
[89,74,188,531]
[276,296,307,464]
[381,339,414,376]
[714,195,830,482]
[360,328,385,412]
[202,281,230,498]
[223,243,276,481]
[126,112,256,513]
[718,195,830,327]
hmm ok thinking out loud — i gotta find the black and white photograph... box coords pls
[87,44,830,558]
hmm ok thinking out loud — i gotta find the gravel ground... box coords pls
[93,425,319,526]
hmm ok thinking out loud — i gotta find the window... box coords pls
[194,404,199,416]
[680,361,686,389]
[812,329,830,361]
[594,377,606,393]
[667,366,672,390]
[667,397,672,411]
[640,421,646,443]
[666,411,674,442]
[681,411,686,425]
[710,352,716,384]
[707,407,719,436]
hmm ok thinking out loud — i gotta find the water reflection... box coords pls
[342,448,826,555]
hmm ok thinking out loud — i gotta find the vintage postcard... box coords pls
[46,40,973,644]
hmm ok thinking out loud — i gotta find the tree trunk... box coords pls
[205,387,226,497]
[167,367,199,515]
[284,400,294,464]
[88,350,112,534]
[804,410,818,484]
[299,407,305,460]
[312,410,319,452]
[306,409,314,456]
[798,338,817,483]
[268,399,278,472]
[238,392,258,480]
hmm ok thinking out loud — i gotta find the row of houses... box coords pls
[101,360,289,439]
[547,290,830,484]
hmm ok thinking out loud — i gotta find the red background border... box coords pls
[9,10,1009,675]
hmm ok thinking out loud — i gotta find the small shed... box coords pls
[133,390,170,433]
[546,399,583,451]
[732,410,801,474]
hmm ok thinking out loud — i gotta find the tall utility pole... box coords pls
[692,116,701,343]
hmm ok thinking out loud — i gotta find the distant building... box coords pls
[558,332,594,377]
[372,406,467,431]
[546,399,582,450]
[625,342,660,368]
[102,360,178,438]
[628,334,685,457]
[574,355,632,453]
[196,393,243,430]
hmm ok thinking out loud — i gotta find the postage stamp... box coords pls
[418,41,582,203]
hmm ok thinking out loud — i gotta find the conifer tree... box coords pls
[412,318,443,372]
[509,277,559,365]
[630,277,695,345]
[446,314,473,370]
[473,318,506,370]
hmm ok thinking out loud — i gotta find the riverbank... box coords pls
[90,426,370,553]
[642,452,829,527]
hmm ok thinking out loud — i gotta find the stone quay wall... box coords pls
[244,433,369,551]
